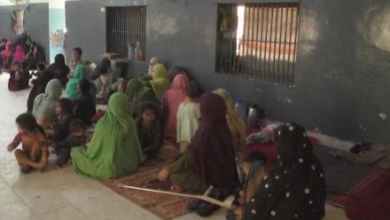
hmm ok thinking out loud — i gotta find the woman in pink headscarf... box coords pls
[13,45,26,63]
[162,73,190,140]
[1,42,13,68]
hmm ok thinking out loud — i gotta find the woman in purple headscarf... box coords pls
[158,93,239,193]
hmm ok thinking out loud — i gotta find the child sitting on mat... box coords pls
[136,102,162,158]
[226,151,268,220]
[7,113,48,174]
[55,119,87,168]
[176,81,202,153]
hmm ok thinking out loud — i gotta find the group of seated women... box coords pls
[7,52,326,220]
[1,38,46,71]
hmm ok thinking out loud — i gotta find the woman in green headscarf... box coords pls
[71,93,143,179]
[125,79,159,118]
[145,64,170,102]
[66,65,86,100]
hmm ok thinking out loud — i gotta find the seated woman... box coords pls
[213,89,247,149]
[25,42,46,69]
[125,79,158,118]
[144,64,170,103]
[136,102,162,158]
[48,54,70,87]
[163,73,190,140]
[13,45,25,64]
[176,81,202,153]
[71,93,144,179]
[94,67,111,103]
[74,79,97,126]
[110,62,127,93]
[7,113,48,174]
[1,41,13,69]
[8,61,30,91]
[158,93,239,193]
[90,58,111,81]
[33,79,63,128]
[66,65,86,100]
[27,64,54,112]
[239,123,326,220]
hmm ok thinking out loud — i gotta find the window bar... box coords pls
[225,6,233,73]
[267,6,274,80]
[291,5,299,84]
[277,6,285,82]
[263,6,269,79]
[254,5,260,79]
[282,5,289,82]
[287,5,295,81]
[232,6,238,74]
[272,5,279,82]
[242,6,248,77]
[249,5,256,78]
[259,6,265,79]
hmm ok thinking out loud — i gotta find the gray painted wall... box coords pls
[0,3,49,62]
[66,0,390,143]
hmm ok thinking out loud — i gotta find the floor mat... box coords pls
[100,143,194,220]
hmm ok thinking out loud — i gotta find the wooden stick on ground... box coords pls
[118,184,234,209]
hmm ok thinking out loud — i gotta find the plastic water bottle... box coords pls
[127,44,134,60]
[235,100,246,119]
[135,41,142,61]
[247,104,259,127]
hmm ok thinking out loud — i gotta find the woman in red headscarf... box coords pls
[162,73,190,140]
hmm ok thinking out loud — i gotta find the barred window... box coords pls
[106,6,146,61]
[216,3,300,85]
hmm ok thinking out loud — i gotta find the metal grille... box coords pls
[106,6,146,60]
[216,3,300,85]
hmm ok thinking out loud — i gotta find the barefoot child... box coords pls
[136,102,162,158]
[47,98,74,145]
[55,119,87,168]
[7,113,48,173]
[176,81,202,153]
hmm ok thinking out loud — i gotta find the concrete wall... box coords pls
[65,0,390,143]
[0,3,49,62]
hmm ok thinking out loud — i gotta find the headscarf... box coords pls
[243,161,267,204]
[48,54,70,85]
[1,42,12,58]
[71,93,143,179]
[125,79,158,117]
[213,89,247,147]
[66,65,86,100]
[13,45,25,63]
[243,122,326,220]
[148,57,160,75]
[32,79,62,122]
[150,64,170,102]
[163,74,190,138]
[189,93,238,189]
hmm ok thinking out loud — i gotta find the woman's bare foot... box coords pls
[157,167,170,181]
[170,185,182,192]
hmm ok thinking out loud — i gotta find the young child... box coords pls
[47,98,74,145]
[55,119,87,168]
[8,61,29,91]
[176,81,202,152]
[226,151,267,220]
[7,113,48,174]
[136,102,162,158]
[75,79,97,126]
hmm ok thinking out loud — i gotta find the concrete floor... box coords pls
[0,73,227,220]
[0,73,348,220]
